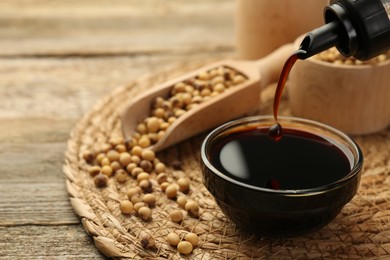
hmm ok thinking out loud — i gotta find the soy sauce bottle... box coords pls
[299,0,390,60]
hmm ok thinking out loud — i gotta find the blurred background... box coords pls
[0,0,236,120]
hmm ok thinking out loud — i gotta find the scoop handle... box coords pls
[254,43,295,87]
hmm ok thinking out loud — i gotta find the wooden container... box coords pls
[235,0,328,60]
[288,50,390,135]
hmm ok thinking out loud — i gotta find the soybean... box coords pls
[185,233,199,246]
[177,241,193,255]
[169,209,184,223]
[138,206,152,221]
[120,200,134,214]
[166,232,180,246]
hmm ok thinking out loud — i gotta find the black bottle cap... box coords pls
[300,0,390,60]
[328,0,390,60]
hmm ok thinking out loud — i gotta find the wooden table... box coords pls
[0,1,236,258]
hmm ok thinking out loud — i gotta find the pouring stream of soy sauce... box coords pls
[269,49,307,141]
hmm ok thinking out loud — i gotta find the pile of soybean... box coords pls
[81,65,248,255]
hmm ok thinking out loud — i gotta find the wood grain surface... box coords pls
[0,1,235,258]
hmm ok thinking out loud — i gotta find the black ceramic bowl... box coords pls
[201,116,363,237]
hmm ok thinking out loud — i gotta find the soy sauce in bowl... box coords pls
[210,125,352,191]
[201,116,363,236]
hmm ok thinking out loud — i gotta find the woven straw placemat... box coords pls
[64,62,390,259]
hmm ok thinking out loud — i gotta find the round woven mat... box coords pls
[64,62,390,259]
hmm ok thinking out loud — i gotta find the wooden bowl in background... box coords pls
[288,50,390,135]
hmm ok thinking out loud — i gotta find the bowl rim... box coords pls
[201,115,363,195]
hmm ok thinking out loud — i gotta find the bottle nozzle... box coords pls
[299,21,341,59]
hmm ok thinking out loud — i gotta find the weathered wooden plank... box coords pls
[0,0,235,56]
[0,182,79,226]
[0,117,77,225]
[0,225,103,259]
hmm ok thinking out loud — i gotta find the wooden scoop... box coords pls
[122,43,294,152]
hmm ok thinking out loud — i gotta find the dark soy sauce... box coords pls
[273,49,306,122]
[268,122,283,142]
[210,126,352,190]
[269,49,306,140]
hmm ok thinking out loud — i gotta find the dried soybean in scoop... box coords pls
[209,126,352,190]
